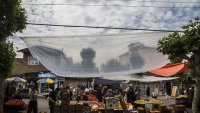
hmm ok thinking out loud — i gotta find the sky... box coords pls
[8,0,200,58]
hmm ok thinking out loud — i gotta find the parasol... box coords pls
[37,78,55,84]
[6,77,27,82]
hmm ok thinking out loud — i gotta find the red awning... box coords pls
[149,62,188,77]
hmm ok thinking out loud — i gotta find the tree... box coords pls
[0,0,27,112]
[157,17,200,113]
[80,47,97,72]
[101,59,130,72]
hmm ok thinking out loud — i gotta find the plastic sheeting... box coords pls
[93,78,124,88]
[21,32,170,77]
[103,75,178,82]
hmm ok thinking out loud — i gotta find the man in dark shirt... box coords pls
[48,88,60,113]
[97,84,103,102]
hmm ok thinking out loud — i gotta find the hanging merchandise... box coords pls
[21,32,170,78]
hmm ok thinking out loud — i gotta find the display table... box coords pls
[4,104,25,113]
[176,95,188,105]
[148,100,163,110]
[134,100,148,108]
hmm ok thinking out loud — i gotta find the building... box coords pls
[12,47,67,93]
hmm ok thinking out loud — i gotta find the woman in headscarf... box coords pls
[127,88,136,105]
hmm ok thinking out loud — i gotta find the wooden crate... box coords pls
[62,99,70,105]
[75,104,83,110]
[60,110,68,113]
[76,110,83,113]
[67,110,75,113]
[55,105,61,111]
[90,111,98,113]
[175,98,187,105]
[158,105,166,113]
[54,111,60,113]
[61,104,69,111]
[69,104,75,111]
[61,93,70,100]
[83,106,92,111]
[174,105,186,111]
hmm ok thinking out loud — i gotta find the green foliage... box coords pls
[183,17,200,54]
[0,0,27,40]
[157,31,188,61]
[157,17,200,61]
[172,73,185,85]
[0,42,16,77]
[157,17,200,78]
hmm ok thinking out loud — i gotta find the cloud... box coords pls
[10,0,200,57]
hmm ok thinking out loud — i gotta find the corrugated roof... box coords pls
[18,48,30,53]
[12,58,49,75]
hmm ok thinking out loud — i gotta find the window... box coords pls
[27,56,39,65]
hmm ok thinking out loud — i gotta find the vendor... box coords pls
[104,89,114,98]
[13,90,22,100]
[82,89,90,101]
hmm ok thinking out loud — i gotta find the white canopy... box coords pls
[21,32,170,78]
[103,75,178,82]
[6,77,27,82]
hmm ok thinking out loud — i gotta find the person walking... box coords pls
[127,88,136,106]
[27,87,38,113]
[48,88,60,113]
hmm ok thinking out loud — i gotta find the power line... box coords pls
[106,0,200,3]
[20,3,200,8]
[27,22,184,32]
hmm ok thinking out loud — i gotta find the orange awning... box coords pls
[149,62,188,77]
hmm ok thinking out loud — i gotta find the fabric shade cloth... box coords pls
[149,62,188,77]
[21,32,170,78]
[6,77,27,82]
[103,75,178,82]
[37,78,54,84]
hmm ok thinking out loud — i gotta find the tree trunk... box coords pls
[0,74,5,113]
[192,54,200,113]
[192,77,200,113]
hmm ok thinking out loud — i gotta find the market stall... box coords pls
[4,99,27,113]
[134,99,173,113]
[54,89,137,113]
